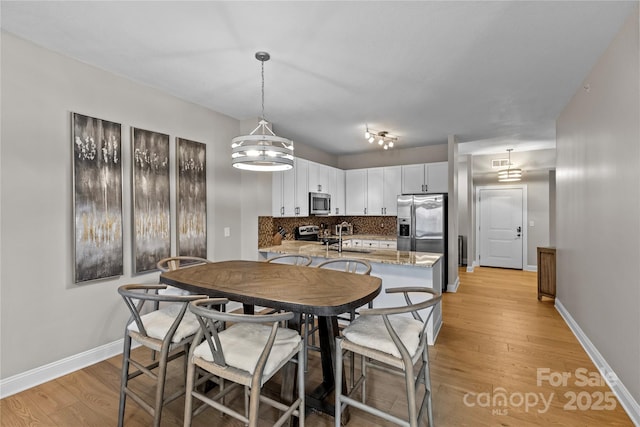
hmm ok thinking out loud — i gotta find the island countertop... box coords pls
[258,240,442,268]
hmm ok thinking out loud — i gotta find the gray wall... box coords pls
[0,33,264,378]
[556,7,639,404]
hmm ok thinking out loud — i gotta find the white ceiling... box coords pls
[1,1,635,156]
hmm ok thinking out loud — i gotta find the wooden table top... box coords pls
[159,260,382,317]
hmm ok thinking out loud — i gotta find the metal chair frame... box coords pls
[335,287,442,427]
[316,258,372,380]
[117,284,206,427]
[266,254,314,370]
[156,256,211,272]
[184,298,305,427]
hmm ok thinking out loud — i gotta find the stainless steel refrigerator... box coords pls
[397,194,448,291]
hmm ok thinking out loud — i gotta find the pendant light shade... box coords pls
[498,149,522,182]
[231,52,294,171]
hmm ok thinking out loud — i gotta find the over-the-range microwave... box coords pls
[309,192,331,215]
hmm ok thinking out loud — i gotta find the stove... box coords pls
[294,225,319,241]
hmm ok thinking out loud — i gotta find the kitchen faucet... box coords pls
[337,221,350,253]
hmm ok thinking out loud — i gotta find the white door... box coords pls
[479,188,523,269]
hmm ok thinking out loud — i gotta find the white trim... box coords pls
[524,264,538,272]
[466,265,475,273]
[447,276,460,292]
[475,184,528,270]
[555,299,640,425]
[0,339,126,399]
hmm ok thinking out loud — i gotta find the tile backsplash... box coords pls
[258,215,396,248]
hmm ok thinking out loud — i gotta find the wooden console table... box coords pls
[537,247,556,300]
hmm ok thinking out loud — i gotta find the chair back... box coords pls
[118,284,206,346]
[156,256,211,272]
[360,287,442,358]
[265,254,312,266]
[316,258,372,275]
[189,299,296,375]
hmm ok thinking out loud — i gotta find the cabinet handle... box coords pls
[381,208,384,215]
[336,208,339,214]
[364,207,367,215]
[425,184,428,192]
[281,206,284,215]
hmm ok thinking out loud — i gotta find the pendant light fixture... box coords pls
[364,124,398,150]
[498,149,522,182]
[231,52,294,171]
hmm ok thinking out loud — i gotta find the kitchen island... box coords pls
[258,240,443,344]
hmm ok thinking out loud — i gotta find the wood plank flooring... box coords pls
[1,267,634,426]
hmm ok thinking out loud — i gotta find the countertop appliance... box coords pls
[334,223,353,235]
[397,194,448,291]
[309,192,331,215]
[294,225,319,241]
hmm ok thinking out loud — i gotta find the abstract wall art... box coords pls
[176,137,207,259]
[131,127,171,274]
[72,113,123,282]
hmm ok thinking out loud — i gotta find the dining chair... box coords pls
[316,258,372,380]
[156,255,211,272]
[334,287,442,427]
[265,254,314,368]
[184,298,305,427]
[117,284,207,427]
[265,254,313,266]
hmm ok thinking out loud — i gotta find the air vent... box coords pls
[492,158,509,168]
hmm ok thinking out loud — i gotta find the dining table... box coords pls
[159,259,382,418]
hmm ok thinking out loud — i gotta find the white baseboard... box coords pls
[0,339,126,399]
[466,265,475,273]
[555,299,640,426]
[524,264,538,272]
[446,276,460,293]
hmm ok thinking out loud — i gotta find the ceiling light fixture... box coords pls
[498,149,522,182]
[365,125,397,150]
[231,52,294,171]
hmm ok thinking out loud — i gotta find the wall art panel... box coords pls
[176,138,207,259]
[131,127,171,274]
[72,113,123,282]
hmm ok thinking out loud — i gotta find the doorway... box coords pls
[476,185,527,269]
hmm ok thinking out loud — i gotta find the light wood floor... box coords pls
[1,267,634,426]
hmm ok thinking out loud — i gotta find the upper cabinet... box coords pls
[366,166,401,215]
[345,169,368,215]
[308,161,331,194]
[328,168,346,215]
[401,161,448,194]
[272,158,309,217]
[346,166,401,216]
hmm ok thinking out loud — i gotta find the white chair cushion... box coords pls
[193,323,301,378]
[128,303,199,343]
[343,315,423,358]
[158,286,191,296]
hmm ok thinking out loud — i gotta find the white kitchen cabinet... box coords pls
[366,166,401,216]
[350,239,363,249]
[345,169,367,215]
[382,166,402,215]
[330,168,346,215]
[361,239,380,249]
[272,158,309,217]
[308,161,330,194]
[401,162,448,194]
[378,240,397,250]
[366,168,384,215]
